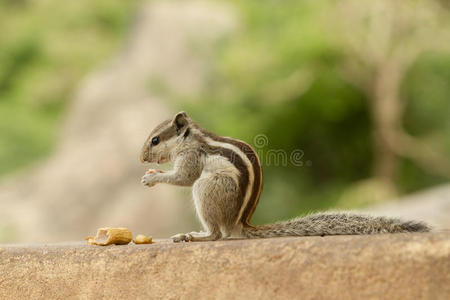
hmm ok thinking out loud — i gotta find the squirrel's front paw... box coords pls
[141,169,164,187]
[141,174,153,186]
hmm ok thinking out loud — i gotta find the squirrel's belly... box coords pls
[200,154,241,184]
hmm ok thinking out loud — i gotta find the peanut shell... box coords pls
[86,227,132,246]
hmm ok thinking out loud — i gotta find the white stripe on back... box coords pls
[191,128,255,224]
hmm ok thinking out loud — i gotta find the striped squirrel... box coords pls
[140,112,430,242]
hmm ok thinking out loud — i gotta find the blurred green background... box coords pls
[160,0,450,224]
[1,0,449,231]
[0,0,139,177]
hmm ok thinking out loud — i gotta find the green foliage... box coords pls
[166,0,450,224]
[1,0,449,226]
[398,52,450,192]
[0,0,139,177]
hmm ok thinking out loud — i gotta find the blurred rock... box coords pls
[366,184,450,230]
[0,0,234,242]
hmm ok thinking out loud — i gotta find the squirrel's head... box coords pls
[140,111,191,164]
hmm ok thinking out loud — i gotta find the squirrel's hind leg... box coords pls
[172,173,239,243]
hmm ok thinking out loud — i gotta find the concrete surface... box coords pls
[1,233,449,299]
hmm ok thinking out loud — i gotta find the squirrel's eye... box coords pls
[151,136,160,146]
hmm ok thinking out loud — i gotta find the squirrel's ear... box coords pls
[172,111,189,132]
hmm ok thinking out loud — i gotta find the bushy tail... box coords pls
[242,212,431,238]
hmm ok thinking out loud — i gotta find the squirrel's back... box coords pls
[242,212,431,238]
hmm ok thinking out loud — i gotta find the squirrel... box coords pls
[140,111,431,242]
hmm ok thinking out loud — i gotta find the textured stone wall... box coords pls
[1,233,449,299]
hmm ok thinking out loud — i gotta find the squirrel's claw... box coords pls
[171,233,192,243]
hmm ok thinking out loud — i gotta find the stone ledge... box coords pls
[1,232,449,299]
